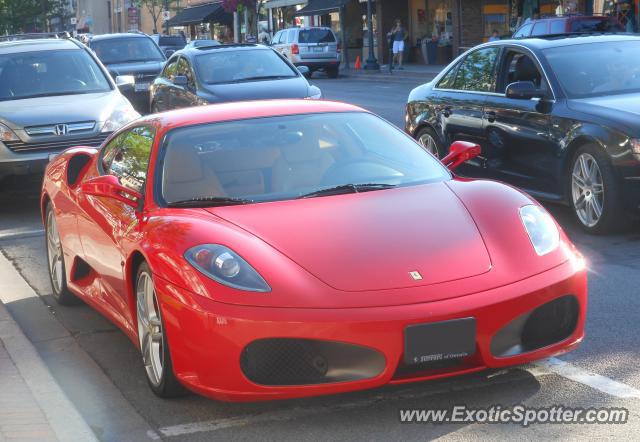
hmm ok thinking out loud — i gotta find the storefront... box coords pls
[264,0,308,34]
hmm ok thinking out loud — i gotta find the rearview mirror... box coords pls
[173,75,189,86]
[441,141,481,171]
[505,81,545,100]
[115,75,135,93]
[81,175,142,208]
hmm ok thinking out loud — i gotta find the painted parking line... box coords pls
[156,358,640,438]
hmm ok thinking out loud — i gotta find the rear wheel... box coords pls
[135,262,186,398]
[45,203,78,305]
[415,127,443,158]
[326,66,339,79]
[569,144,627,233]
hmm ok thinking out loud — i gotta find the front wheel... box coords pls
[136,262,186,398]
[45,203,79,305]
[569,144,627,233]
[415,127,443,158]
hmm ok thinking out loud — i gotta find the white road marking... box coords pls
[533,357,640,399]
[0,228,45,240]
[157,358,640,438]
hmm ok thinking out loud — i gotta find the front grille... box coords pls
[136,73,158,83]
[25,121,96,137]
[4,132,111,153]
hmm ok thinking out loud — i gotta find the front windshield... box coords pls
[0,49,111,101]
[91,37,165,64]
[195,49,297,84]
[543,41,640,98]
[160,112,450,206]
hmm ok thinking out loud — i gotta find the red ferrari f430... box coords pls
[41,100,587,401]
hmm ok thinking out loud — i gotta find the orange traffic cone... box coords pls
[355,55,362,70]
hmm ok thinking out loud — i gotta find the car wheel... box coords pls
[415,127,443,158]
[135,262,186,398]
[570,144,627,233]
[45,203,79,305]
[326,67,339,79]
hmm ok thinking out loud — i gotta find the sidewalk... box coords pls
[340,62,446,82]
[0,269,97,441]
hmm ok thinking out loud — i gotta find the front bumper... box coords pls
[156,260,586,402]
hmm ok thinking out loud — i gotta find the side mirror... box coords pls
[505,81,544,100]
[173,75,189,87]
[297,65,311,77]
[115,75,135,93]
[441,141,481,171]
[81,175,142,208]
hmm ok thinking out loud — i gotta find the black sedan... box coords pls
[406,35,640,233]
[149,44,322,112]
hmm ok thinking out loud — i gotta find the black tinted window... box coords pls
[159,36,186,47]
[102,126,155,193]
[162,58,178,79]
[91,37,165,64]
[437,65,458,89]
[299,29,336,43]
[571,18,624,32]
[452,48,499,92]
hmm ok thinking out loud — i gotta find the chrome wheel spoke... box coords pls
[136,271,164,386]
[572,152,604,228]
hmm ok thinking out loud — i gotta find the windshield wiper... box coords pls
[230,75,293,83]
[298,183,397,199]
[167,196,254,208]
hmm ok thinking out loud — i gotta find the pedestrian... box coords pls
[488,30,500,42]
[387,18,407,70]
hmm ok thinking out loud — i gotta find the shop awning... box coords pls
[293,0,346,16]
[266,0,307,8]
[167,2,231,27]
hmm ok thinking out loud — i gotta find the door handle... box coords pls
[442,107,452,118]
[484,111,496,123]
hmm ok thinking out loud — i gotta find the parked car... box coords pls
[406,35,640,233]
[149,44,321,112]
[271,27,340,78]
[513,15,624,38]
[41,99,586,401]
[88,33,166,113]
[0,36,140,181]
[150,34,187,57]
[184,39,220,49]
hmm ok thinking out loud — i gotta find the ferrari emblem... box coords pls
[409,271,423,281]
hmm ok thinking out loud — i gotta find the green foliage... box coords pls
[0,0,66,34]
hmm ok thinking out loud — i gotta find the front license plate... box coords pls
[404,318,476,365]
[134,82,150,92]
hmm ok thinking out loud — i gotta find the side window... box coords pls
[162,58,178,80]
[101,126,155,193]
[513,24,533,38]
[500,51,544,92]
[436,64,458,89]
[287,30,297,43]
[176,57,195,88]
[452,47,500,92]
[272,31,281,44]
[531,22,548,36]
[549,20,565,34]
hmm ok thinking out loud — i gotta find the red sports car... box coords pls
[41,100,587,402]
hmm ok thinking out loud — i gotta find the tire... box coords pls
[569,143,628,234]
[326,66,339,79]
[415,126,444,158]
[135,262,186,398]
[45,203,79,305]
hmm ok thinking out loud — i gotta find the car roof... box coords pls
[139,100,367,129]
[90,33,151,42]
[0,38,80,53]
[527,15,615,22]
[179,43,269,56]
[485,34,640,50]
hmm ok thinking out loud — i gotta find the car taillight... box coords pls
[291,43,299,55]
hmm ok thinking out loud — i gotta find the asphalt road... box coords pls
[2,76,640,441]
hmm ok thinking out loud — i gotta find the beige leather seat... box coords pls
[163,145,226,202]
[271,134,334,193]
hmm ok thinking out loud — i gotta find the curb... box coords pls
[0,253,98,442]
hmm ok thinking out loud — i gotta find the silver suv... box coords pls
[271,27,340,78]
[0,36,140,180]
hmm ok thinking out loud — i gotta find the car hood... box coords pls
[105,60,164,77]
[200,77,310,102]
[568,94,640,133]
[0,92,131,130]
[207,182,492,292]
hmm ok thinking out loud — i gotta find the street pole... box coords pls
[164,0,169,35]
[364,0,379,70]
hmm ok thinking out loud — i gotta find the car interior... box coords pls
[501,52,544,92]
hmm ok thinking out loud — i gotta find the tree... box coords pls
[222,0,265,40]
[133,0,175,34]
[0,0,66,34]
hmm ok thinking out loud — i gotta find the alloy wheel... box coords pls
[46,210,64,294]
[418,133,439,158]
[136,272,164,387]
[571,152,604,228]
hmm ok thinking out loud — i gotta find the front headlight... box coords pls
[0,122,19,142]
[519,205,560,256]
[101,106,141,132]
[185,244,271,292]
